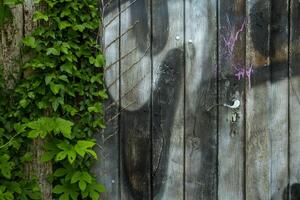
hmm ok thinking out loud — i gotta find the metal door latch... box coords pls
[206,99,240,111]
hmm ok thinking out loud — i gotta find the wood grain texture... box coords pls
[94,0,120,199]
[119,0,151,199]
[0,5,23,90]
[218,0,245,199]
[246,0,289,199]
[268,1,289,199]
[289,0,300,199]
[0,2,53,199]
[23,3,53,199]
[184,0,217,199]
[151,1,184,199]
[246,1,271,199]
[94,1,297,199]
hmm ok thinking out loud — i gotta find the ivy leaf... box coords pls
[0,4,12,27]
[56,142,76,164]
[41,151,57,162]
[41,141,60,162]
[0,154,14,179]
[60,62,74,74]
[88,102,103,113]
[61,9,71,17]
[19,98,29,108]
[26,117,56,139]
[58,21,71,30]
[33,11,48,21]
[74,140,97,159]
[55,151,68,162]
[82,180,105,200]
[23,36,37,48]
[4,0,23,5]
[46,47,60,56]
[71,171,92,191]
[28,129,41,139]
[53,118,73,139]
[88,57,95,64]
[95,54,105,67]
[45,74,55,85]
[0,188,14,200]
[20,152,32,163]
[63,105,78,116]
[18,181,41,199]
[90,74,101,83]
[37,100,48,109]
[53,168,68,177]
[50,83,64,95]
[53,182,79,200]
[73,24,85,32]
[92,118,106,129]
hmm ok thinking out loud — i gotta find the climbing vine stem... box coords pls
[0,0,106,199]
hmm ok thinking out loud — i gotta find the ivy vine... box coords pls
[0,0,23,27]
[0,0,106,199]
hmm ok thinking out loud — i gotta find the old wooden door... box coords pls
[94,0,300,199]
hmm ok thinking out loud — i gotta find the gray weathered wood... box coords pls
[184,0,217,199]
[95,1,297,199]
[246,0,289,199]
[245,1,271,198]
[152,0,184,199]
[119,0,151,199]
[95,0,120,199]
[289,0,300,199]
[0,5,23,90]
[218,0,245,199]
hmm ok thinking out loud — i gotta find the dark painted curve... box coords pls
[122,48,184,199]
[102,0,300,199]
[104,0,169,55]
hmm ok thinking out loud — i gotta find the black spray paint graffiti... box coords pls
[101,0,299,199]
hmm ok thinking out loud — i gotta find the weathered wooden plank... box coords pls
[184,0,218,199]
[0,3,53,199]
[246,0,289,199]
[94,0,120,199]
[151,0,184,199]
[268,1,289,199]
[22,3,53,199]
[289,0,300,199]
[119,0,151,199]
[218,0,246,199]
[246,1,271,199]
[0,5,23,90]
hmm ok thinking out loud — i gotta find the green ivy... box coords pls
[0,0,106,199]
[0,0,23,27]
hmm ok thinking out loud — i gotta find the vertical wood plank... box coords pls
[246,1,271,199]
[289,0,300,199]
[119,0,151,199]
[23,3,53,200]
[218,0,245,199]
[0,5,23,90]
[0,2,53,199]
[246,0,289,199]
[95,0,120,199]
[185,0,218,199]
[269,1,289,199]
[151,0,184,199]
